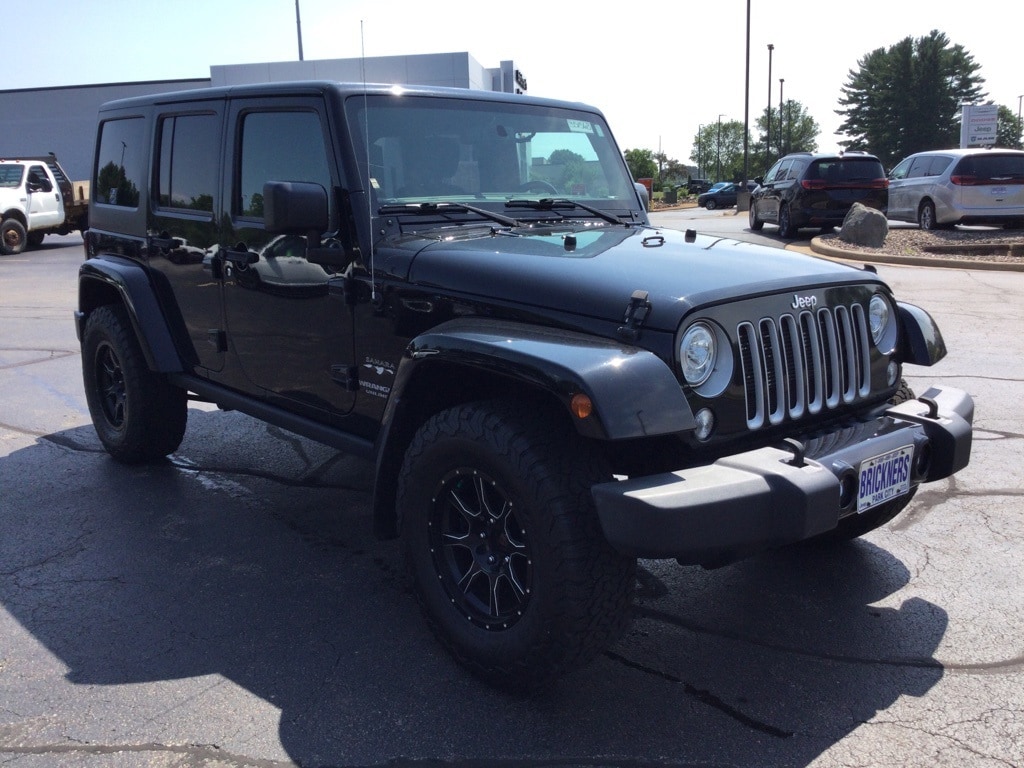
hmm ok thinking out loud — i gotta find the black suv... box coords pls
[749,151,888,238]
[76,82,972,688]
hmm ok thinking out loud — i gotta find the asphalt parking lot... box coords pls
[1,235,1022,767]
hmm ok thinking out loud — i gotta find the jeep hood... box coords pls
[401,225,880,331]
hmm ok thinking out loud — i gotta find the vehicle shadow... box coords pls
[0,410,947,767]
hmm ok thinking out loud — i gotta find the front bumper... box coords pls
[591,385,973,565]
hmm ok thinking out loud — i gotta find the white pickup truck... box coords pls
[1,155,88,255]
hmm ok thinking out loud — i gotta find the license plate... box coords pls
[857,445,913,513]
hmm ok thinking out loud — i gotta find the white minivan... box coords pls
[887,148,1024,230]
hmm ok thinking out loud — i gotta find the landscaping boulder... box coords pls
[839,202,888,248]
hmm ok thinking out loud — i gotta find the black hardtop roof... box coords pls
[97,80,603,116]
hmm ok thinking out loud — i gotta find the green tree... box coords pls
[750,101,819,176]
[837,30,986,168]
[689,122,743,182]
[623,148,657,183]
[996,105,1023,149]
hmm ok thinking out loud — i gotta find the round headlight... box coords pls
[680,322,716,386]
[869,294,891,346]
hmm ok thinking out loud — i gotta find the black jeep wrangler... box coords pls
[76,81,973,688]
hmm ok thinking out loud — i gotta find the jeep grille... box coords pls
[738,303,871,429]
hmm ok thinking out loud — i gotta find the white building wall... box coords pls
[1,53,521,184]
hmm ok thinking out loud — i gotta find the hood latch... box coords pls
[617,290,651,342]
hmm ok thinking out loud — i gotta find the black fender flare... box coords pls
[897,301,947,366]
[394,317,695,440]
[76,255,184,373]
[370,318,696,538]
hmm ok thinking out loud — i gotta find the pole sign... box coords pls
[960,104,998,147]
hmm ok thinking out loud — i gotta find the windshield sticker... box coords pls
[567,119,595,135]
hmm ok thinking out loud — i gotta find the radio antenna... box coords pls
[361,20,377,302]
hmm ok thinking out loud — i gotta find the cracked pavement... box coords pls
[1,237,1021,767]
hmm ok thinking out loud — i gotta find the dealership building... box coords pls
[0,52,526,182]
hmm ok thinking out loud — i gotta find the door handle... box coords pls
[222,243,258,266]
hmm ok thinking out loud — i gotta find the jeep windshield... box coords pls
[346,92,640,224]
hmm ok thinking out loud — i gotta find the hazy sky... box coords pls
[8,0,1021,167]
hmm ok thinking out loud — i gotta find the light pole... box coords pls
[741,0,751,207]
[778,78,785,156]
[717,114,724,182]
[295,0,304,61]
[697,124,703,179]
[767,44,774,166]
[1018,95,1023,145]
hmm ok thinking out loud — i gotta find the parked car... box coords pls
[698,182,739,209]
[0,155,89,254]
[749,151,888,238]
[76,80,973,689]
[685,178,712,194]
[887,148,1024,230]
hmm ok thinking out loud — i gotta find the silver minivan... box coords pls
[887,148,1024,229]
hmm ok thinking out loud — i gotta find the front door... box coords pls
[25,165,63,229]
[220,99,357,417]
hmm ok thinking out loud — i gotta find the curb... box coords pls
[805,236,1024,272]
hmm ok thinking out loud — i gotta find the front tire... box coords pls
[1,219,27,255]
[82,305,187,463]
[398,401,635,689]
[705,199,717,210]
[748,202,764,230]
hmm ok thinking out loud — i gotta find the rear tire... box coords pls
[82,304,187,463]
[398,401,635,689]
[918,201,938,231]
[777,203,796,238]
[1,219,27,255]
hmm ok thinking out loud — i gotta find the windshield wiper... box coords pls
[378,202,521,228]
[505,198,628,226]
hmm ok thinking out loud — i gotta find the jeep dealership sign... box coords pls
[960,103,998,147]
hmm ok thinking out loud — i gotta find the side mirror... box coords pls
[634,182,650,211]
[263,181,329,235]
[263,181,352,267]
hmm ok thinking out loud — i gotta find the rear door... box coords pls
[815,157,887,213]
[148,102,227,373]
[953,152,1024,215]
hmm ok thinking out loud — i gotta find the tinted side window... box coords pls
[762,160,784,184]
[95,117,146,208]
[927,156,953,176]
[906,157,933,179]
[157,113,219,211]
[787,159,808,180]
[237,111,331,218]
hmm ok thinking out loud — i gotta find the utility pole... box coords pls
[767,44,774,165]
[778,79,785,155]
[717,114,724,182]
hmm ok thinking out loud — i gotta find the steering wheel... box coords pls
[516,180,558,194]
